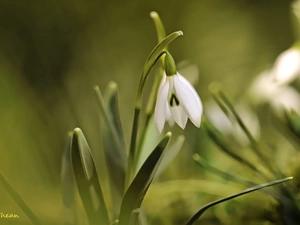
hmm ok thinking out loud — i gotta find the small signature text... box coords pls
[0,212,20,219]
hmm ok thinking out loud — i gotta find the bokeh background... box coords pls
[0,0,297,224]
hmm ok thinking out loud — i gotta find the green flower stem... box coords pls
[126,107,141,187]
[0,172,41,225]
[135,31,183,109]
[135,114,151,170]
[126,31,183,186]
[133,12,168,169]
[127,51,166,185]
[135,50,167,109]
[135,68,164,168]
[146,11,167,117]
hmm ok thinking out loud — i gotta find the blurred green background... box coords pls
[0,0,296,224]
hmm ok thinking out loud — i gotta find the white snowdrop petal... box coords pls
[154,80,169,133]
[158,73,167,90]
[247,70,280,105]
[272,48,300,85]
[165,103,175,126]
[271,86,300,116]
[169,105,188,129]
[174,74,203,127]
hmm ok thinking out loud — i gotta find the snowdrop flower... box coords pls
[154,52,203,133]
[270,87,300,116]
[247,70,282,105]
[271,47,300,85]
[248,70,300,117]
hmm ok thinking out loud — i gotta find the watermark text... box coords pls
[0,212,20,219]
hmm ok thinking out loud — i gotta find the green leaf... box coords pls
[94,85,123,159]
[202,118,269,181]
[150,11,166,43]
[156,135,185,177]
[102,82,127,217]
[104,81,127,154]
[185,177,293,225]
[136,30,183,107]
[0,172,41,225]
[137,207,148,225]
[119,132,171,225]
[61,132,78,225]
[193,153,256,187]
[211,87,279,176]
[71,128,109,225]
[136,117,160,172]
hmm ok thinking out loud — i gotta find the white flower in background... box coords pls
[271,47,300,85]
[247,70,282,105]
[248,70,300,117]
[270,87,300,116]
[154,72,203,133]
[205,101,260,145]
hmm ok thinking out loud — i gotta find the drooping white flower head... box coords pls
[247,70,282,105]
[248,70,300,117]
[271,47,300,85]
[154,52,203,133]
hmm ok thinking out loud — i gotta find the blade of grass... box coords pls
[210,84,280,177]
[119,132,171,225]
[102,82,127,217]
[104,81,127,154]
[185,177,293,225]
[202,118,269,181]
[94,85,123,160]
[193,154,256,187]
[0,172,41,225]
[61,132,78,225]
[71,128,109,225]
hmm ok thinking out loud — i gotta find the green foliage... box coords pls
[71,128,109,225]
[0,3,299,225]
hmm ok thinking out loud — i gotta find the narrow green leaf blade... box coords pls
[61,132,78,225]
[104,81,127,154]
[150,11,166,43]
[185,177,293,225]
[118,132,171,225]
[94,85,123,157]
[71,128,109,225]
[0,172,41,225]
[102,82,127,217]
[156,135,185,177]
[193,153,256,187]
[202,118,269,181]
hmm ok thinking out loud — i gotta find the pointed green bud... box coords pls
[164,51,177,76]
